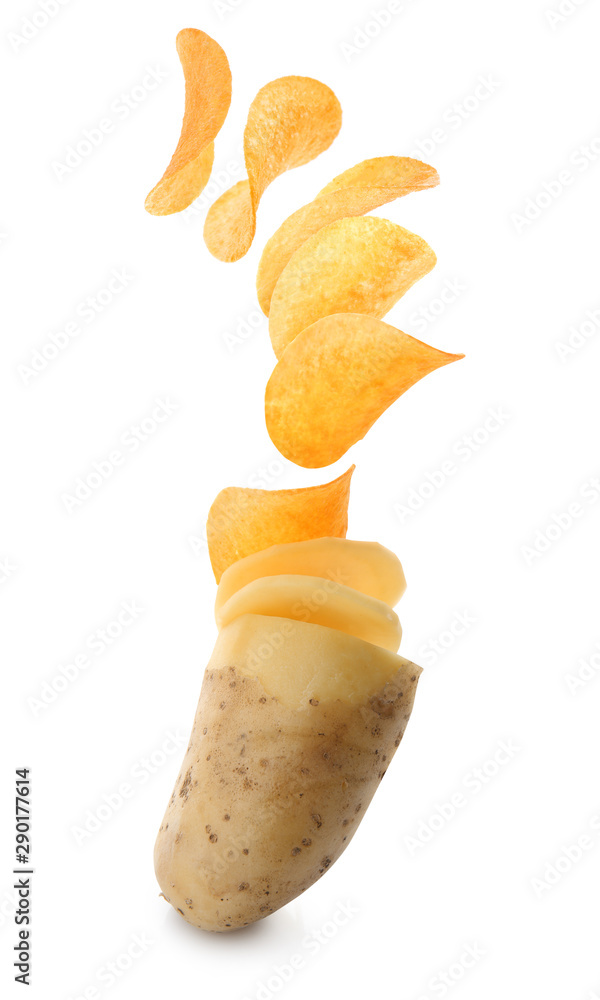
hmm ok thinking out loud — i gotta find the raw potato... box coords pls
[268,216,437,359]
[154,614,421,931]
[216,574,402,652]
[215,537,407,611]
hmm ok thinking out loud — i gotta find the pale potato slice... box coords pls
[216,574,401,652]
[215,536,406,612]
[213,613,410,706]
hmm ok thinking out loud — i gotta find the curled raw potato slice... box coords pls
[266,314,464,468]
[216,574,402,652]
[215,537,406,612]
[204,76,342,261]
[154,614,421,930]
[145,29,232,215]
[206,467,354,582]
[268,216,436,359]
[256,156,439,314]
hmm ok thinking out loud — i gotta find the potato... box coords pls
[215,537,406,611]
[216,573,402,652]
[154,614,420,931]
[207,468,354,582]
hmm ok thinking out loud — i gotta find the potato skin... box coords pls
[154,659,420,931]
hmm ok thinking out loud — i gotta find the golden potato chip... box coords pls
[206,467,354,582]
[315,155,437,197]
[265,314,463,468]
[268,216,436,359]
[204,76,342,262]
[145,29,232,216]
[256,157,439,314]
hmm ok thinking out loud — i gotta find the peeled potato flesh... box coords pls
[216,574,402,652]
[215,537,406,612]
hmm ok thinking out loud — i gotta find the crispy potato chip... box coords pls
[315,155,438,198]
[145,29,232,216]
[266,314,463,468]
[204,76,342,262]
[256,157,439,314]
[268,216,436,359]
[206,467,354,582]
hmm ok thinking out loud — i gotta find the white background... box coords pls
[2,0,600,997]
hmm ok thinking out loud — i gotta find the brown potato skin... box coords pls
[154,659,420,931]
